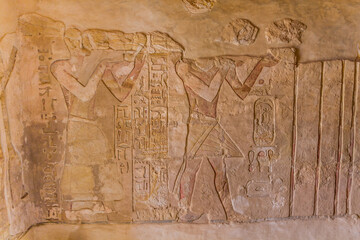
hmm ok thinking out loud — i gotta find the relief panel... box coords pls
[1,13,359,237]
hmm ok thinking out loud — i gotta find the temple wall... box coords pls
[0,1,360,239]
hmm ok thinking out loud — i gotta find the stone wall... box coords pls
[0,148,9,240]
[1,1,360,239]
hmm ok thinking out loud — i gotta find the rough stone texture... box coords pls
[292,60,359,217]
[351,62,360,214]
[0,1,360,240]
[182,0,216,14]
[219,18,258,45]
[2,0,360,62]
[292,62,321,216]
[20,217,360,240]
[265,18,307,44]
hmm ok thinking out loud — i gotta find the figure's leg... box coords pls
[178,156,203,221]
[173,155,186,194]
[175,116,217,221]
[179,156,203,206]
[207,156,245,222]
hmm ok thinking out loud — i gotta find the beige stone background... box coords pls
[1,1,360,240]
[0,0,359,62]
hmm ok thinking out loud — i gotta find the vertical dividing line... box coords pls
[289,62,298,217]
[347,61,359,214]
[165,56,170,157]
[148,55,152,201]
[314,61,324,216]
[131,94,134,213]
[334,60,345,215]
[114,105,116,158]
[148,55,152,152]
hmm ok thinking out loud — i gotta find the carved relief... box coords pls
[132,52,170,215]
[108,32,183,221]
[248,147,276,173]
[253,98,275,146]
[220,18,258,46]
[38,46,63,220]
[114,105,132,175]
[0,14,72,235]
[265,18,307,44]
[2,12,360,239]
[0,38,18,231]
[51,26,147,221]
[182,0,216,14]
[173,53,279,222]
[82,29,146,51]
[246,146,282,200]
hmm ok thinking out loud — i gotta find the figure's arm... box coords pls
[0,47,17,97]
[51,60,106,102]
[226,55,278,100]
[175,59,224,102]
[102,53,145,102]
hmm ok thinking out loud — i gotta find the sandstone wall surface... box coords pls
[0,0,360,62]
[0,1,360,239]
[20,218,360,240]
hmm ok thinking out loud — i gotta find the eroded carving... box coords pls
[0,13,73,235]
[245,146,285,209]
[173,54,279,222]
[182,0,216,14]
[220,18,258,46]
[253,98,275,146]
[265,18,307,44]
[132,52,170,216]
[51,27,147,220]
[0,39,18,226]
[3,12,360,239]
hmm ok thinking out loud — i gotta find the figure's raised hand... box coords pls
[218,57,234,67]
[98,59,115,71]
[260,54,279,67]
[134,52,146,68]
[218,57,236,77]
[175,59,190,76]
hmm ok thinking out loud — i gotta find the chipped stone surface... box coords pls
[265,18,307,44]
[2,1,360,62]
[0,2,359,240]
[219,18,258,46]
[182,0,216,14]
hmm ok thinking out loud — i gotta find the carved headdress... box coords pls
[18,13,65,37]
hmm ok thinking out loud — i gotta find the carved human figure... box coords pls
[174,54,278,221]
[51,28,145,213]
[0,43,18,226]
[0,13,74,232]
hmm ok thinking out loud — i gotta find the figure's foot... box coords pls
[178,209,203,223]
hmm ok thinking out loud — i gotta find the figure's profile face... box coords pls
[64,28,89,56]
[65,29,82,50]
